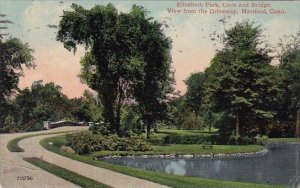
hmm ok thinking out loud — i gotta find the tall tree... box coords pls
[130,5,173,139]
[0,38,34,125]
[57,4,145,134]
[184,72,205,117]
[204,21,277,138]
[278,32,300,137]
[57,4,173,137]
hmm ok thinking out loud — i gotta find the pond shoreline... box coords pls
[97,148,269,160]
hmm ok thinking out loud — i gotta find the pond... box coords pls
[102,143,300,186]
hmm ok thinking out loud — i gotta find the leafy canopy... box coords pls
[204,21,277,136]
[0,38,34,124]
[57,4,173,136]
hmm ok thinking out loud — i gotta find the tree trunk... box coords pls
[295,109,300,138]
[146,123,151,140]
[115,105,121,135]
[115,88,123,135]
[154,123,158,133]
[101,94,116,133]
[236,112,240,137]
[144,113,152,140]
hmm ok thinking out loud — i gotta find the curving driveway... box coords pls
[0,126,85,188]
[0,127,168,188]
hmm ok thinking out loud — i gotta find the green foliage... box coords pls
[89,122,111,135]
[57,4,172,137]
[277,32,300,137]
[66,131,152,154]
[0,37,34,125]
[182,113,204,130]
[4,82,102,132]
[203,20,278,137]
[2,115,18,132]
[168,96,189,129]
[120,105,143,135]
[202,111,222,132]
[11,81,70,131]
[185,72,205,116]
[70,90,102,122]
[256,135,268,146]
[228,135,255,145]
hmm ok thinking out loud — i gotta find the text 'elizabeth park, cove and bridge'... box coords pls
[167,2,287,15]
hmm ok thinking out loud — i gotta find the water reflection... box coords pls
[103,144,300,186]
[165,160,186,175]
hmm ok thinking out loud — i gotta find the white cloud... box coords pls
[21,1,71,46]
[265,16,299,46]
[115,3,131,13]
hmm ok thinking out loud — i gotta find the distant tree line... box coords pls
[1,80,102,132]
[171,22,300,142]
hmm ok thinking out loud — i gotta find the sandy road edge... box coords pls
[19,130,169,188]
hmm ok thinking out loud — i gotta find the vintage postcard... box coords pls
[0,0,299,188]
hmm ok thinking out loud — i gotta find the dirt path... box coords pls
[1,127,169,188]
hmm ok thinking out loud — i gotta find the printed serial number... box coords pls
[17,176,33,180]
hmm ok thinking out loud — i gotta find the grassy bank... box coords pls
[157,128,218,135]
[268,137,300,143]
[154,144,263,154]
[24,157,110,188]
[40,135,280,188]
[7,130,74,152]
[93,144,264,158]
[144,128,218,141]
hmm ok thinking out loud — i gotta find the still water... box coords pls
[102,144,300,186]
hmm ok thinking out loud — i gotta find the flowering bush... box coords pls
[66,131,152,154]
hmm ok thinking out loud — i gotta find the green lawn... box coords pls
[92,144,264,158]
[144,128,218,139]
[154,144,263,154]
[7,130,74,152]
[158,128,218,135]
[24,157,110,188]
[40,135,280,188]
[268,137,300,143]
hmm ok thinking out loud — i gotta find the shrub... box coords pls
[239,136,255,145]
[182,114,204,130]
[0,126,10,133]
[66,131,98,154]
[89,122,111,135]
[256,135,269,146]
[266,121,295,138]
[149,136,164,145]
[24,122,43,132]
[66,131,152,155]
[120,106,143,135]
[228,135,238,145]
[228,135,255,145]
